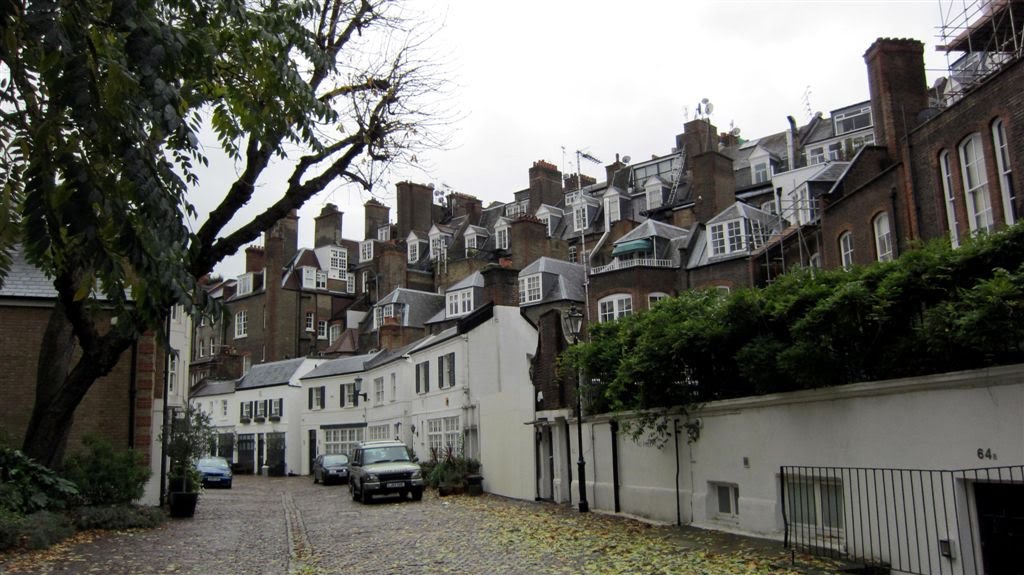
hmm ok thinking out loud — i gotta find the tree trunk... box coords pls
[22,304,134,469]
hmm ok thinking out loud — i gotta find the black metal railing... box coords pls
[781,464,1024,575]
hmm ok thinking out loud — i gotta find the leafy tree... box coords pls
[0,0,444,467]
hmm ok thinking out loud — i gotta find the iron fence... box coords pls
[781,464,1024,575]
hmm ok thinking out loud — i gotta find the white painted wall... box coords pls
[574,364,1024,562]
[470,306,538,501]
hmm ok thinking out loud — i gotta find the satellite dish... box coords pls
[622,155,631,164]
[730,127,741,137]
[701,97,709,105]
[705,102,714,114]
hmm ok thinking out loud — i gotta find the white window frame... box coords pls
[316,270,327,290]
[390,373,397,402]
[598,294,633,323]
[168,355,178,392]
[808,146,825,165]
[317,320,328,340]
[786,477,845,535]
[305,311,315,332]
[427,415,460,453]
[234,310,248,339]
[446,291,461,317]
[312,386,325,410]
[367,424,390,441]
[269,398,281,417]
[992,119,1015,225]
[329,247,348,279]
[361,270,372,294]
[708,219,746,257]
[437,352,456,389]
[873,212,893,262]
[221,399,228,417]
[648,292,669,308]
[346,272,355,294]
[415,361,430,394]
[568,246,577,263]
[833,106,872,136]
[518,274,542,304]
[712,483,740,521]
[839,232,854,271]
[359,240,374,263]
[573,205,588,232]
[465,234,477,257]
[753,162,769,184]
[373,377,384,404]
[377,226,391,241]
[959,133,994,233]
[324,427,363,456]
[329,324,341,345]
[940,150,960,248]
[408,240,421,263]
[496,226,509,251]
[302,267,317,289]
[236,273,253,296]
[605,197,621,224]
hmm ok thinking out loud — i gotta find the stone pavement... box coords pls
[0,475,844,574]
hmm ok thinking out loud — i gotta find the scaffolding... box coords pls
[936,0,1024,104]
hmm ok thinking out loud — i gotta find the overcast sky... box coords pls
[201,0,958,278]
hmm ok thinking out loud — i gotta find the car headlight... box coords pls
[366,473,378,482]
[410,469,422,480]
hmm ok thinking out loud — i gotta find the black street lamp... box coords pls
[563,303,589,513]
[353,376,368,405]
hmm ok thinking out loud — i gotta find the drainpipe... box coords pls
[564,419,573,504]
[674,418,681,526]
[128,335,138,450]
[889,187,902,258]
[610,420,620,513]
[159,315,172,507]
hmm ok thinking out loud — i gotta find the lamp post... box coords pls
[353,377,368,405]
[563,304,589,513]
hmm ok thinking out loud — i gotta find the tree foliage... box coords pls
[567,224,1024,416]
[0,0,445,466]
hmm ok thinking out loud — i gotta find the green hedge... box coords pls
[569,223,1024,415]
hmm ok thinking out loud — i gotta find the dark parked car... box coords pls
[196,456,233,488]
[312,454,350,485]
[349,440,423,503]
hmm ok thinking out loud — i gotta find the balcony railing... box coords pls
[591,258,674,275]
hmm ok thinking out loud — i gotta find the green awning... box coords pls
[611,239,652,256]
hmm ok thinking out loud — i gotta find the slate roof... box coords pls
[191,379,237,398]
[447,271,485,291]
[375,287,445,328]
[300,351,381,381]
[0,246,56,299]
[519,257,586,305]
[236,357,310,390]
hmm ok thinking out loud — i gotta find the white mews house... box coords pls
[299,304,538,500]
[196,358,324,476]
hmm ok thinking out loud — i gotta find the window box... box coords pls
[254,416,266,423]
[240,417,251,424]
[269,415,281,422]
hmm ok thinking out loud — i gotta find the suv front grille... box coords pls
[377,471,411,482]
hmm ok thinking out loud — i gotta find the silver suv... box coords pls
[349,440,424,503]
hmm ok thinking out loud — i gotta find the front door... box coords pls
[975,482,1024,575]
[308,429,317,475]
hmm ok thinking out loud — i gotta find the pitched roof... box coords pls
[300,352,381,380]
[236,357,310,390]
[191,379,237,398]
[0,246,56,299]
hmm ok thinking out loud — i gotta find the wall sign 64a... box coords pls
[976,448,998,461]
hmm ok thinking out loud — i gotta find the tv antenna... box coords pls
[575,149,602,187]
[802,85,813,120]
[696,98,713,120]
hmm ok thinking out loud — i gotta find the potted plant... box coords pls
[163,406,214,518]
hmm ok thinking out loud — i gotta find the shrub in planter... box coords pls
[62,435,151,506]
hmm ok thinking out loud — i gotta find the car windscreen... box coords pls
[363,446,410,464]
[323,455,348,465]
[198,458,229,469]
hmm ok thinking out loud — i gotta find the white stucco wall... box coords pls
[576,364,1024,548]
[470,306,538,501]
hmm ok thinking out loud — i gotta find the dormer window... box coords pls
[708,218,747,257]
[753,162,769,184]
[495,224,510,251]
[302,267,327,289]
[359,240,374,263]
[465,234,478,257]
[645,179,664,211]
[605,197,620,224]
[446,289,473,317]
[573,205,589,232]
[429,235,449,260]
[378,226,391,241]
[518,274,541,304]
[236,273,253,296]
[565,191,581,206]
[329,247,348,279]
[408,241,421,263]
[834,105,872,136]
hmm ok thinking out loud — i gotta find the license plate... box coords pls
[208,477,222,482]
[386,481,405,488]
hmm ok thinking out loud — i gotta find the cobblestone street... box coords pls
[0,475,842,574]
